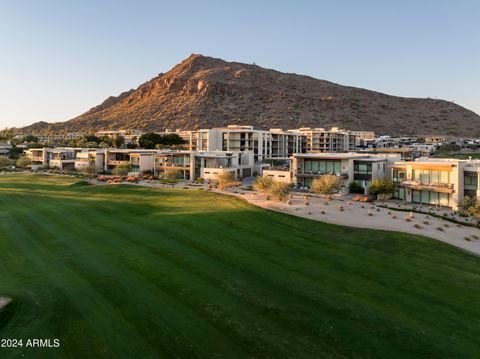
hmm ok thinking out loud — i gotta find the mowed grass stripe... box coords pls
[0,174,480,358]
[0,189,254,358]
[0,178,474,358]
[4,185,336,356]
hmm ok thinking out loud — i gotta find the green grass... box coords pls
[1,174,480,358]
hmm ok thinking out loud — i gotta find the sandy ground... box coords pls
[0,297,11,310]
[217,191,480,256]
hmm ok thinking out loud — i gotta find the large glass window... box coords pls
[304,160,341,173]
[354,163,372,175]
[411,190,450,206]
[412,169,450,184]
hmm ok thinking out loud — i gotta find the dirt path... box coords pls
[218,190,480,256]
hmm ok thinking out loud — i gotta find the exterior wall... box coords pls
[201,167,237,181]
[391,159,480,209]
[25,148,49,170]
[263,170,292,183]
[192,127,271,162]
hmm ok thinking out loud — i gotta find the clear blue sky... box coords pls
[0,0,479,128]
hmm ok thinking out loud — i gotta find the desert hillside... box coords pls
[23,54,480,136]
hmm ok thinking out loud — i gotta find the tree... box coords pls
[83,135,102,144]
[22,135,38,143]
[369,178,396,197]
[113,135,125,148]
[111,164,130,176]
[310,175,342,195]
[215,172,239,189]
[139,133,163,149]
[161,134,184,146]
[16,156,31,169]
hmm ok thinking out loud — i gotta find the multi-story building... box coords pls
[189,125,272,162]
[348,130,376,149]
[270,129,306,158]
[25,147,80,170]
[74,150,105,171]
[289,152,400,191]
[48,148,76,170]
[358,147,415,161]
[35,133,82,142]
[104,149,158,173]
[424,136,447,145]
[24,148,48,169]
[392,158,480,209]
[287,127,374,153]
[151,150,268,181]
[0,141,12,157]
[289,127,349,153]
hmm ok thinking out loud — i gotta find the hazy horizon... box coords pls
[1,0,479,129]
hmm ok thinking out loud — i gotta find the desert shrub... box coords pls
[253,175,274,193]
[458,196,480,225]
[16,156,31,169]
[269,181,293,201]
[369,178,396,197]
[111,164,130,177]
[310,175,342,195]
[0,157,11,169]
[81,165,98,177]
[253,176,292,200]
[215,172,239,189]
[163,168,184,180]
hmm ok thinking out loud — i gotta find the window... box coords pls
[304,160,341,173]
[354,163,372,175]
[465,172,478,190]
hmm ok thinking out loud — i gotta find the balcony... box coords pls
[107,160,129,166]
[296,171,349,179]
[400,180,454,193]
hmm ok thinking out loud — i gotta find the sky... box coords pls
[0,0,479,129]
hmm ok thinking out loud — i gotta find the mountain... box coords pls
[22,54,480,136]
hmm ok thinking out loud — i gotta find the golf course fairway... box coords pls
[0,174,480,358]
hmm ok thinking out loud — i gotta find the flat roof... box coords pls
[292,153,371,160]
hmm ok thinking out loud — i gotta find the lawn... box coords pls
[1,174,480,358]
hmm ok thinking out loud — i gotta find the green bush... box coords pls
[348,181,364,194]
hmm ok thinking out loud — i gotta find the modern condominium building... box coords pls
[152,150,268,181]
[270,129,306,158]
[189,125,271,162]
[26,147,80,170]
[288,127,375,153]
[392,158,480,209]
[290,152,400,192]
